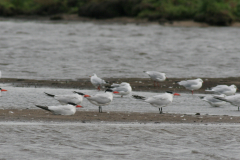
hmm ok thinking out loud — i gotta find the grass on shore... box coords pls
[1,0,240,25]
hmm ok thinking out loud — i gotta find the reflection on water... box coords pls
[0,20,240,79]
[1,123,240,159]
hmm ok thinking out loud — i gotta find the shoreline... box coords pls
[1,14,240,27]
[1,109,240,124]
[1,77,240,93]
[1,77,240,123]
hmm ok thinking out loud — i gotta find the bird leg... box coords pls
[238,106,239,111]
[99,106,102,113]
[98,85,101,91]
[191,90,194,95]
[154,81,156,87]
[121,95,123,98]
[157,82,160,87]
[159,107,163,114]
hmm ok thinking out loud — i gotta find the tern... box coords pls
[44,92,83,108]
[90,73,107,91]
[76,89,119,113]
[177,78,203,95]
[205,85,237,96]
[199,95,226,107]
[35,103,81,115]
[132,91,180,114]
[0,88,7,97]
[214,94,240,111]
[108,82,132,97]
[143,71,167,87]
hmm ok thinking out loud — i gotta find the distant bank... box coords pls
[1,0,240,26]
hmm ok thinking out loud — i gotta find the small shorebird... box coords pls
[77,89,119,113]
[132,91,180,114]
[35,103,81,115]
[90,73,107,91]
[108,82,132,98]
[177,78,203,95]
[143,71,167,87]
[205,84,237,96]
[44,92,83,108]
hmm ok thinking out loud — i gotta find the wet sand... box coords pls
[1,109,240,124]
[1,77,240,123]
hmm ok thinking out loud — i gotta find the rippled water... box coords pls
[1,122,240,160]
[1,20,240,79]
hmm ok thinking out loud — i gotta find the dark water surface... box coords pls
[1,20,240,80]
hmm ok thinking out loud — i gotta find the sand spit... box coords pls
[0,109,239,124]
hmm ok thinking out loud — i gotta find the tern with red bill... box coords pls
[132,91,180,114]
[177,78,203,95]
[143,71,167,87]
[35,103,81,115]
[90,73,107,91]
[78,89,119,113]
[108,82,132,98]
[44,92,84,108]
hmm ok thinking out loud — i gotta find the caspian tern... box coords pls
[132,91,180,114]
[90,73,107,91]
[214,94,240,111]
[143,71,167,87]
[199,95,226,107]
[35,103,81,115]
[108,82,132,97]
[178,78,203,95]
[205,85,237,96]
[78,89,119,113]
[44,92,83,108]
[0,88,7,97]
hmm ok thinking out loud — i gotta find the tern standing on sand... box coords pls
[143,71,167,87]
[81,89,119,113]
[44,92,84,107]
[90,73,107,91]
[132,91,180,114]
[178,78,203,95]
[35,103,82,115]
[109,82,132,97]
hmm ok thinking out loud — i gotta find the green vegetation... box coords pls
[1,0,240,26]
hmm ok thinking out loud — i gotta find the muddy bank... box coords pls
[0,109,239,124]
[1,77,240,93]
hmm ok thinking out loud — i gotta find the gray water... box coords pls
[1,20,240,79]
[1,20,240,159]
[1,122,240,160]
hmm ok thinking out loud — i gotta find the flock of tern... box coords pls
[0,71,239,115]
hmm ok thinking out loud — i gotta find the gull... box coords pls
[143,71,166,87]
[132,91,180,114]
[178,78,203,95]
[44,92,83,108]
[35,103,81,115]
[77,89,119,113]
[199,95,226,107]
[90,73,107,91]
[205,85,237,96]
[214,94,240,111]
[108,82,132,97]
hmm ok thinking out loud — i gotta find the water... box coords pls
[1,20,240,79]
[1,122,240,160]
[0,85,239,116]
[1,19,240,159]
